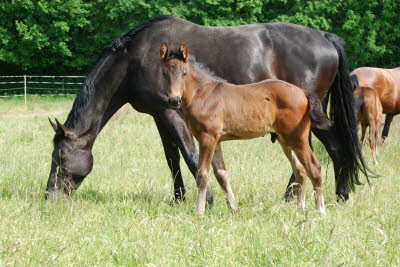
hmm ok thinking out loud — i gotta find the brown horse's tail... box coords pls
[305,91,333,130]
[353,90,365,121]
[323,32,370,191]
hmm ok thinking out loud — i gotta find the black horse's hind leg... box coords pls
[154,118,186,202]
[158,109,213,205]
[311,127,349,201]
[382,114,394,142]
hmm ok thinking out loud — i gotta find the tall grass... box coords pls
[0,97,399,265]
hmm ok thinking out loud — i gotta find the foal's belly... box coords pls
[220,113,273,141]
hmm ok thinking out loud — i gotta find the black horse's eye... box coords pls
[182,72,186,78]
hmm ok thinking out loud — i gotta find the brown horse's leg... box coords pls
[292,144,326,215]
[279,141,308,210]
[369,120,378,165]
[382,114,394,142]
[211,143,238,212]
[375,120,380,155]
[196,134,217,216]
[360,124,367,146]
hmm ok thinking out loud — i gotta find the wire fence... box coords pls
[0,75,85,104]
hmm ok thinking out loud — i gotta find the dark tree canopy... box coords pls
[0,0,399,75]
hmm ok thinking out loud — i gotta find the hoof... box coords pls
[206,188,214,207]
[173,188,186,203]
[284,189,295,202]
[336,194,349,202]
[45,190,62,201]
[317,209,327,216]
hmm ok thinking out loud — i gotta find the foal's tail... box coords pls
[353,91,365,121]
[305,91,333,130]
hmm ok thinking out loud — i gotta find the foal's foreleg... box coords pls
[293,145,326,215]
[212,143,238,212]
[159,109,213,204]
[279,141,308,210]
[196,135,217,216]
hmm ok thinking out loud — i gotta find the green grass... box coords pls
[0,96,399,266]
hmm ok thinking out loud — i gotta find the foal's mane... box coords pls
[168,51,226,83]
[189,57,227,83]
[64,15,174,128]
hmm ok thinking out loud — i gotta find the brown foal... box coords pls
[351,67,400,142]
[354,87,383,165]
[160,43,332,216]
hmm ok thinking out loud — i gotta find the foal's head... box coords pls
[160,43,189,109]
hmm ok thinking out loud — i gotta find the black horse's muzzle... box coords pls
[168,96,182,109]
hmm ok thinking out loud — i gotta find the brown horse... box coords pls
[160,43,332,215]
[353,87,383,165]
[351,67,400,142]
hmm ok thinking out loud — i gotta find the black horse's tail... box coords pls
[305,91,333,130]
[323,32,370,191]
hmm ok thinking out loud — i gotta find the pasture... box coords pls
[1,96,399,265]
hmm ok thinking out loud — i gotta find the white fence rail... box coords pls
[0,75,85,104]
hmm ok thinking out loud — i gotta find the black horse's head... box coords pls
[46,118,93,198]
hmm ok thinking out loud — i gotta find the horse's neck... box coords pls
[65,56,129,146]
[183,66,221,106]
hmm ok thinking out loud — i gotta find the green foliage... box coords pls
[0,0,399,74]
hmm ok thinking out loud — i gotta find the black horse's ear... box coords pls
[178,44,188,61]
[160,42,168,61]
[49,118,58,132]
[54,118,68,135]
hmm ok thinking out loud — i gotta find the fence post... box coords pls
[24,75,27,106]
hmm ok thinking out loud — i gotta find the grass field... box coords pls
[1,96,399,266]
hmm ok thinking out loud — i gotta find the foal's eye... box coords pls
[182,72,186,78]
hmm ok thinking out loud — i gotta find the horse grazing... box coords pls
[353,87,383,165]
[160,43,332,215]
[351,67,400,142]
[46,15,368,202]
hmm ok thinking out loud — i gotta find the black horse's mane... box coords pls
[64,15,174,128]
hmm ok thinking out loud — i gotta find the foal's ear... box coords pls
[179,44,189,61]
[160,42,168,61]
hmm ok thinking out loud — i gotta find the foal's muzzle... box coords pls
[168,96,182,109]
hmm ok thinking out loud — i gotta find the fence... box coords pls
[0,75,85,104]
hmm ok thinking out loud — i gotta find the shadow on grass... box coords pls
[75,189,158,204]
[0,187,163,205]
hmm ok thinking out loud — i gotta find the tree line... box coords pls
[0,0,399,75]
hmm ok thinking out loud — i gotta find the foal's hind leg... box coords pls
[360,124,367,146]
[292,144,326,215]
[279,141,308,210]
[369,120,378,165]
[212,143,238,212]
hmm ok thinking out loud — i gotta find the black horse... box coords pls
[47,15,368,202]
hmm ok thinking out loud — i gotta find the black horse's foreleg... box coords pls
[158,109,213,205]
[154,118,186,202]
[382,114,394,142]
